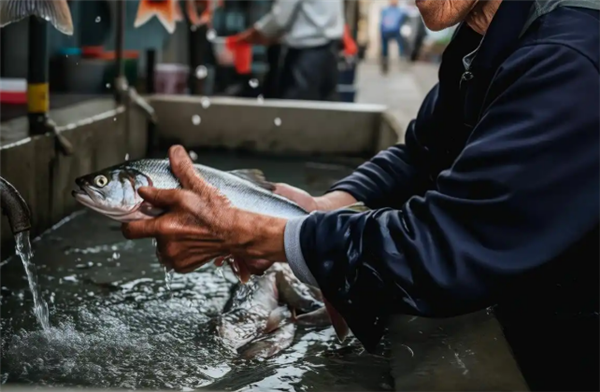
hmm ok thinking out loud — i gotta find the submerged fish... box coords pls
[134,0,179,34]
[72,158,366,343]
[0,0,74,35]
[218,263,327,359]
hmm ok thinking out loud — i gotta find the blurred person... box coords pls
[122,1,599,391]
[231,0,345,101]
[379,0,408,73]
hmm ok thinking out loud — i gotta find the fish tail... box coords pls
[0,0,74,35]
[134,0,176,34]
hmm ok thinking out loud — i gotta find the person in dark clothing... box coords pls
[122,0,599,390]
[262,43,282,99]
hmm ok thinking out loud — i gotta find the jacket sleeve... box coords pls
[286,44,600,351]
[254,0,302,37]
[327,86,441,209]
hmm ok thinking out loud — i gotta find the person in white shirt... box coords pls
[236,0,345,101]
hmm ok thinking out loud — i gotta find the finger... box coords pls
[137,187,182,209]
[168,145,206,192]
[214,256,226,267]
[122,219,162,239]
[174,253,219,274]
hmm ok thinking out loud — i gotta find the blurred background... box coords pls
[0,0,455,123]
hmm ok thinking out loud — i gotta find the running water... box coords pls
[14,231,50,331]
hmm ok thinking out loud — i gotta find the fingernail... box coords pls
[172,146,187,158]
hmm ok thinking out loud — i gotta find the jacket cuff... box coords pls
[254,13,279,38]
[284,216,318,286]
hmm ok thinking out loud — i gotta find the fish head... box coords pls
[72,165,153,222]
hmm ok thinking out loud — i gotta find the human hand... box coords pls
[121,145,286,275]
[273,184,359,213]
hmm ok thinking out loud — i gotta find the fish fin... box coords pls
[134,0,176,34]
[342,202,370,213]
[324,298,350,343]
[229,169,276,192]
[0,0,74,35]
[295,307,332,328]
[240,323,296,360]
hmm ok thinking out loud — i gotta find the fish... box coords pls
[217,263,331,359]
[0,0,74,35]
[72,158,367,343]
[134,0,178,34]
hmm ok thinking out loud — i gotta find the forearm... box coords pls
[314,191,358,211]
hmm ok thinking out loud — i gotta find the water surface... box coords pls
[1,154,392,391]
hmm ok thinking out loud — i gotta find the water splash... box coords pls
[15,231,50,331]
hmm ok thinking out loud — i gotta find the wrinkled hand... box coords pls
[273,183,320,212]
[273,184,358,213]
[121,145,283,275]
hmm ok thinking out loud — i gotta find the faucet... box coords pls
[0,177,32,235]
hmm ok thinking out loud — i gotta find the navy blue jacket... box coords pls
[298,2,599,389]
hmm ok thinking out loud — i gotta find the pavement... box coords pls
[356,60,439,136]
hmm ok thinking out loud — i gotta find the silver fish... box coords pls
[218,263,327,359]
[72,158,365,344]
[0,0,74,35]
[72,159,315,222]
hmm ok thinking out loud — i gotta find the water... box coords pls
[14,231,50,331]
[1,154,391,391]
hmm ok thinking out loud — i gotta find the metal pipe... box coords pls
[114,0,126,103]
[145,49,156,94]
[27,17,49,135]
[0,177,32,235]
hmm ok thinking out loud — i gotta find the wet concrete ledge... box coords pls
[149,95,399,157]
[0,99,148,257]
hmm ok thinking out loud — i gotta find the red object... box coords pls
[343,24,358,57]
[81,46,104,58]
[0,91,26,104]
[97,50,140,60]
[226,36,252,74]
[0,78,26,104]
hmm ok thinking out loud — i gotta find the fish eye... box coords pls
[94,175,109,188]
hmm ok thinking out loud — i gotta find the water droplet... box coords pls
[192,115,201,125]
[95,16,101,23]
[188,150,198,161]
[201,97,211,108]
[274,117,282,126]
[206,29,217,41]
[113,118,117,122]
[195,65,208,79]
[257,94,264,103]
[106,83,111,89]
[124,153,129,161]
[249,79,259,88]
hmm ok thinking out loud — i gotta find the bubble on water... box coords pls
[195,65,208,79]
[201,97,211,108]
[192,115,201,125]
[249,79,259,88]
[95,16,101,23]
[274,117,282,126]
[206,29,217,41]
